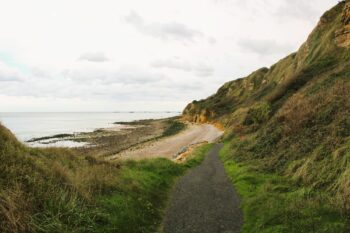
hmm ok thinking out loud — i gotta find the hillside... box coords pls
[0,121,213,232]
[184,1,350,125]
[183,1,350,232]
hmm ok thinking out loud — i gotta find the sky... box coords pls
[0,0,336,112]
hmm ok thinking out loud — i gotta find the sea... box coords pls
[0,112,179,147]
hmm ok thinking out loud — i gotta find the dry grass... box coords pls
[0,184,32,233]
[277,92,318,135]
[336,167,350,211]
[278,80,350,136]
[0,121,211,232]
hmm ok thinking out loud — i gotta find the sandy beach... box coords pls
[109,123,223,160]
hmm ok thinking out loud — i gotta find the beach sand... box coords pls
[109,123,223,160]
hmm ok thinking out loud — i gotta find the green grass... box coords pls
[243,102,271,125]
[182,2,350,232]
[95,158,184,233]
[220,142,350,233]
[161,120,186,138]
[0,122,212,233]
[95,144,212,233]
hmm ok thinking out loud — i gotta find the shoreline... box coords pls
[25,117,185,159]
[26,123,144,148]
[0,112,180,147]
[109,123,223,161]
[24,123,142,147]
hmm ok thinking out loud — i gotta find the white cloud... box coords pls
[79,52,110,62]
[208,37,217,45]
[194,63,215,77]
[0,0,337,112]
[150,58,214,77]
[124,11,204,42]
[275,0,320,22]
[237,39,293,56]
[63,65,163,85]
[0,62,25,82]
[150,59,193,72]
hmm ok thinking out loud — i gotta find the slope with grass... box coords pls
[0,122,213,233]
[183,1,350,232]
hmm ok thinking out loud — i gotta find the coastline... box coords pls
[25,116,186,159]
[0,112,180,147]
[25,122,146,148]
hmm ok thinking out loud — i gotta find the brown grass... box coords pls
[0,184,32,233]
[278,80,350,136]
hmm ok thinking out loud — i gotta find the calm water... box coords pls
[0,112,179,146]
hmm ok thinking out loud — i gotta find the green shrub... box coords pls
[162,120,186,137]
[243,102,271,125]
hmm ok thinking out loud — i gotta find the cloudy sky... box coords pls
[0,0,336,112]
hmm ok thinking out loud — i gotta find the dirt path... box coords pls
[109,123,223,160]
[162,144,242,233]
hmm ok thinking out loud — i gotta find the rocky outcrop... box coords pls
[335,1,350,47]
[183,105,216,123]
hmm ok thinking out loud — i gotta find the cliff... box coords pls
[184,1,350,126]
[183,0,350,212]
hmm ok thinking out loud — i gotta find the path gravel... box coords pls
[162,144,242,233]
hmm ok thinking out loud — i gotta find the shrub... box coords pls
[243,102,271,125]
[162,120,186,137]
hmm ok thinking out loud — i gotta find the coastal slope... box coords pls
[183,0,350,203]
[183,1,350,232]
[0,121,214,232]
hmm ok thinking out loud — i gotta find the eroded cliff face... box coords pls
[182,104,216,123]
[183,1,349,126]
[335,1,350,47]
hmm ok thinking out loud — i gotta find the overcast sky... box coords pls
[0,0,336,112]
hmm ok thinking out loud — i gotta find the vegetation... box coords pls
[220,142,350,233]
[161,120,186,137]
[2,1,350,232]
[243,102,271,126]
[0,122,212,233]
[183,1,350,232]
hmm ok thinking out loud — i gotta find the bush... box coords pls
[243,102,271,125]
[162,120,186,137]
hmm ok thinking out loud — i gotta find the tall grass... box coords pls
[0,122,212,233]
[220,142,350,233]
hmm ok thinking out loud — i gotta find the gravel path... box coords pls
[162,144,242,233]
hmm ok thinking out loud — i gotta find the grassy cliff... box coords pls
[0,122,212,233]
[184,1,350,232]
